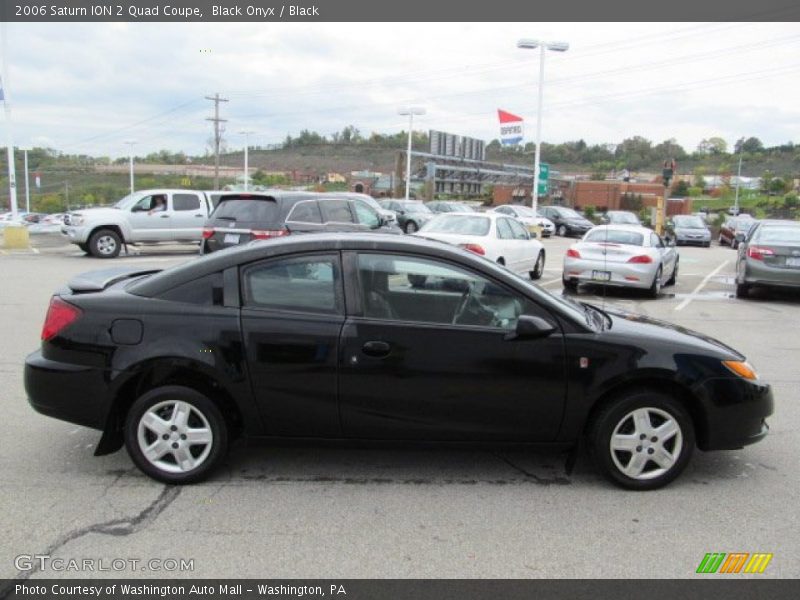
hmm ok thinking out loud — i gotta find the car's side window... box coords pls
[320,200,355,224]
[650,232,664,248]
[173,193,201,211]
[507,218,530,240]
[496,218,514,240]
[243,255,342,315]
[353,201,380,228]
[357,253,541,330]
[286,200,323,224]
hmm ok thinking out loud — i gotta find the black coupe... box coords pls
[25,234,772,489]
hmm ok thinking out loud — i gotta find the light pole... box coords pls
[20,146,30,213]
[239,129,255,191]
[734,147,743,214]
[517,38,569,214]
[398,106,425,200]
[123,140,137,194]
[1,22,19,219]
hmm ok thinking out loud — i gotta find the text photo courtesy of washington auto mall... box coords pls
[0,2,799,597]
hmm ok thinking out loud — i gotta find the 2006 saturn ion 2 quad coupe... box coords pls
[25,234,772,490]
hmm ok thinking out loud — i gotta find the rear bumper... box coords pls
[742,259,800,289]
[563,258,656,290]
[693,376,774,451]
[24,350,110,430]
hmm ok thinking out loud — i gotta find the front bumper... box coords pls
[693,376,773,451]
[24,350,110,430]
[61,225,91,244]
[675,231,711,245]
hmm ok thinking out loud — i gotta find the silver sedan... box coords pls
[562,225,679,297]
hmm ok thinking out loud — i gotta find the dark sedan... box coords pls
[25,234,772,490]
[735,220,800,298]
[665,214,711,247]
[538,206,594,237]
[379,199,434,233]
[719,215,756,249]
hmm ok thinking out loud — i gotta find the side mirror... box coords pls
[504,315,557,341]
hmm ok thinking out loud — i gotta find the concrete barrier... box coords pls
[1,225,31,249]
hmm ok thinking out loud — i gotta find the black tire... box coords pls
[647,266,662,298]
[404,221,418,234]
[124,385,228,484]
[88,228,122,258]
[718,235,726,246]
[735,282,750,299]
[588,389,695,490]
[529,251,545,280]
[557,224,568,237]
[665,260,678,286]
[496,257,505,266]
[562,276,578,293]
[703,241,711,248]
[77,243,90,254]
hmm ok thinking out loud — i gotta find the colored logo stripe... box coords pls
[697,552,773,574]
[744,553,773,574]
[697,553,726,573]
[720,553,749,573]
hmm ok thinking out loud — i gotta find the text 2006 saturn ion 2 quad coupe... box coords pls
[24,234,773,490]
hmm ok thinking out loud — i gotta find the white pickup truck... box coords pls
[61,189,215,258]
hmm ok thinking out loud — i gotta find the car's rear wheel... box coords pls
[647,266,662,298]
[124,386,228,484]
[529,251,545,280]
[404,221,418,234]
[735,282,750,298]
[589,390,694,490]
[89,228,121,258]
[718,234,726,246]
[562,276,578,292]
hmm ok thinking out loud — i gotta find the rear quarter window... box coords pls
[157,272,224,306]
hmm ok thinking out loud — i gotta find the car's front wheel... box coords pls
[557,224,568,237]
[89,228,122,258]
[404,221,418,234]
[589,390,694,490]
[529,251,545,280]
[124,386,228,484]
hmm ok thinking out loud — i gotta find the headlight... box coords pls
[722,360,759,381]
[70,215,84,226]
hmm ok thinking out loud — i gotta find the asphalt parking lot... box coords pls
[1,232,798,580]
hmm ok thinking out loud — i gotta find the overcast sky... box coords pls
[2,21,799,158]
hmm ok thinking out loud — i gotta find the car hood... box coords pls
[601,307,744,361]
[69,207,122,219]
[674,226,709,233]
[568,218,593,226]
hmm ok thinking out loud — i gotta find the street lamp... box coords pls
[123,139,137,194]
[398,106,425,200]
[239,130,255,191]
[517,38,569,214]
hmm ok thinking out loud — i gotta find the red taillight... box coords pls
[41,297,82,341]
[747,246,774,261]
[202,227,215,239]
[566,248,581,258]
[460,243,485,256]
[251,229,289,240]
[627,254,653,264]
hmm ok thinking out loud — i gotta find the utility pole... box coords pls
[734,150,743,214]
[205,93,228,190]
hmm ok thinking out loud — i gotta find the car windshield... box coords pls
[112,192,139,209]
[400,201,432,214]
[674,216,705,228]
[756,227,800,244]
[584,229,645,246]
[512,206,537,217]
[424,215,490,236]
[557,208,582,219]
[450,203,475,212]
[608,212,639,224]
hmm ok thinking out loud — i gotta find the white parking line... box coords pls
[674,260,728,311]
[540,277,562,287]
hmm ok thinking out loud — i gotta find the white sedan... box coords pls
[490,204,555,237]
[562,225,678,297]
[415,212,546,279]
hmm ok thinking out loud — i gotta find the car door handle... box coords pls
[160,214,170,218]
[362,340,391,358]
[194,214,204,217]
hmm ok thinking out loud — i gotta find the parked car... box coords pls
[61,189,215,258]
[538,206,594,237]
[490,204,555,237]
[664,214,711,247]
[734,220,800,298]
[378,199,434,233]
[719,215,756,249]
[426,201,477,214]
[416,212,545,279]
[24,233,773,489]
[324,192,400,227]
[563,225,679,297]
[600,211,641,226]
[202,192,397,254]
